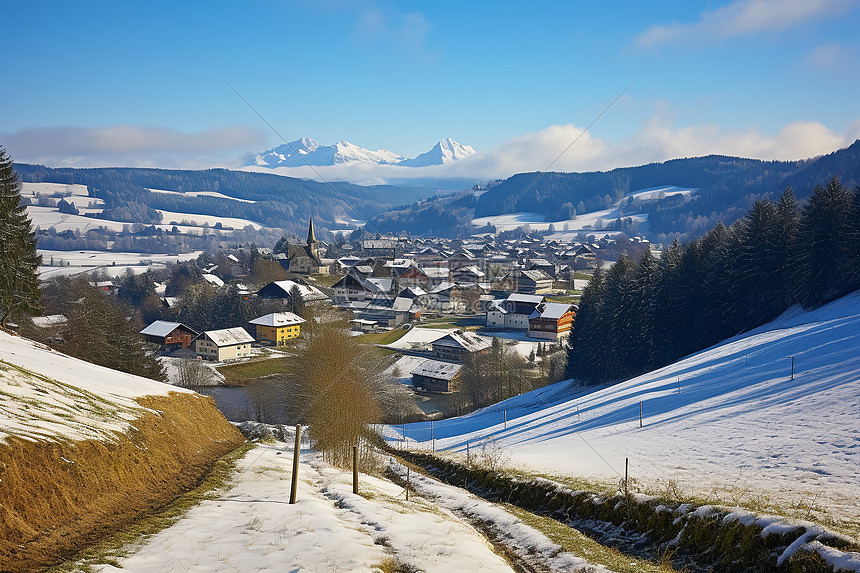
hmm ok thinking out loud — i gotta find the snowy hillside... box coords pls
[249,137,475,168]
[471,185,695,237]
[0,330,191,444]
[390,291,860,536]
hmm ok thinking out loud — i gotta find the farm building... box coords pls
[411,359,462,393]
[139,320,199,352]
[195,327,254,361]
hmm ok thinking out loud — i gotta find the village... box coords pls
[34,217,650,419]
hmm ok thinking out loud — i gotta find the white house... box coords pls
[195,327,254,361]
[486,293,545,330]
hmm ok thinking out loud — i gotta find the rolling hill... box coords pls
[390,290,860,540]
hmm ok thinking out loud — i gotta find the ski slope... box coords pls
[389,291,860,536]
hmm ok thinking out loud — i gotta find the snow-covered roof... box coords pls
[140,320,183,337]
[521,269,552,282]
[529,302,575,320]
[432,331,492,353]
[31,314,67,328]
[248,312,306,327]
[391,297,418,312]
[202,273,225,287]
[365,278,393,293]
[383,258,416,269]
[399,286,427,297]
[411,359,461,381]
[268,280,328,301]
[429,281,455,294]
[507,293,544,305]
[422,267,450,279]
[203,327,254,347]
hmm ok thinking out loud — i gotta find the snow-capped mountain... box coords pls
[250,138,404,168]
[248,138,475,168]
[398,138,476,167]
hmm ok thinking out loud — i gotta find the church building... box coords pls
[279,218,328,274]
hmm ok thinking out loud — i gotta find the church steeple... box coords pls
[306,217,319,261]
[307,216,318,245]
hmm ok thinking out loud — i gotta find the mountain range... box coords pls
[368,140,860,239]
[247,137,475,168]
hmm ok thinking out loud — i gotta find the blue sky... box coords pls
[4,0,860,178]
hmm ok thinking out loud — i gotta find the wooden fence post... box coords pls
[352,445,358,495]
[289,424,301,504]
[624,457,629,497]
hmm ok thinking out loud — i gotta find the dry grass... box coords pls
[0,392,245,572]
[504,505,683,572]
[45,442,255,572]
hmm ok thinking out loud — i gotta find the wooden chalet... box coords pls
[140,320,200,352]
[430,331,491,362]
[500,269,554,294]
[411,359,462,393]
[528,302,577,340]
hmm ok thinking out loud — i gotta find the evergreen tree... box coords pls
[0,147,41,327]
[776,188,801,308]
[797,177,855,307]
[288,284,305,316]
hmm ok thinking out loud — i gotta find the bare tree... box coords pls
[175,357,216,388]
[292,324,382,467]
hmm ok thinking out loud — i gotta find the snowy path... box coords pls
[92,442,531,572]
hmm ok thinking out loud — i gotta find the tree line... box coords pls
[568,178,860,384]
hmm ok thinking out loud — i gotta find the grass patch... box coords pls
[355,328,410,345]
[46,442,256,573]
[308,273,343,287]
[216,356,291,385]
[546,294,580,304]
[415,315,484,329]
[503,505,681,572]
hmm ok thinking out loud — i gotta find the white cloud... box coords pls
[5,119,858,182]
[804,43,852,69]
[1,125,266,168]
[636,0,858,46]
[240,119,858,188]
[352,5,433,59]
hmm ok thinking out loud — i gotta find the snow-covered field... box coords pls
[156,209,263,230]
[0,330,189,444]
[38,249,202,280]
[22,182,99,203]
[26,205,254,236]
[390,291,860,534]
[148,188,258,203]
[23,182,267,234]
[471,185,694,238]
